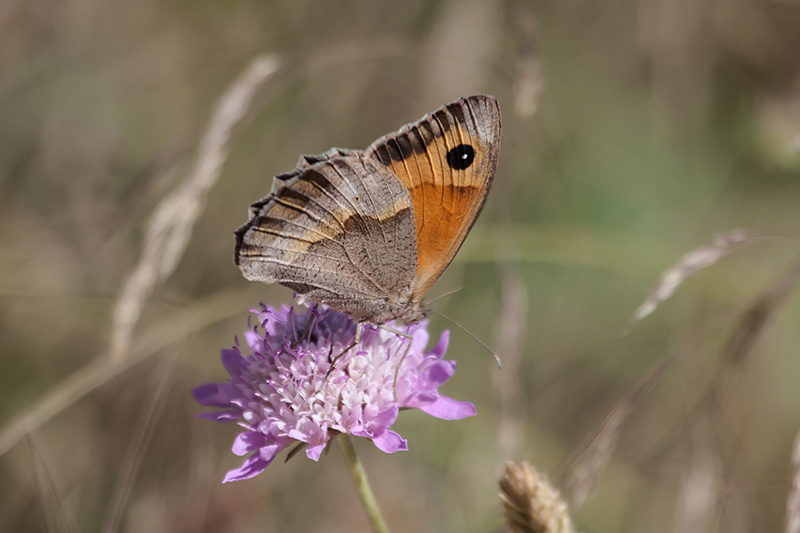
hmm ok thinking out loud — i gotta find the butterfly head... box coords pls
[353,289,429,325]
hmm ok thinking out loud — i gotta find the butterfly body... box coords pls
[235,95,501,324]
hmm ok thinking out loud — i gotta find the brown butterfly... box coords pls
[235,94,501,325]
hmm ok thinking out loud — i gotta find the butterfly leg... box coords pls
[377,324,415,402]
[320,322,363,386]
[291,307,322,350]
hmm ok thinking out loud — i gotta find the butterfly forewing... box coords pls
[364,95,501,300]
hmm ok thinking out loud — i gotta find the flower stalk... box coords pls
[338,434,391,533]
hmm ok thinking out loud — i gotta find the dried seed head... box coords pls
[499,461,576,533]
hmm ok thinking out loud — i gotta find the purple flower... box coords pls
[193,302,476,483]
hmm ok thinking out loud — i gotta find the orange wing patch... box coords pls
[408,181,484,285]
[365,95,501,300]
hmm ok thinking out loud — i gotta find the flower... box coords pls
[193,302,476,482]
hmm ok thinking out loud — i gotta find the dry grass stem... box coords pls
[786,432,800,533]
[500,461,576,533]
[29,434,78,533]
[720,255,800,369]
[629,229,760,328]
[102,354,180,533]
[510,4,542,118]
[672,256,800,531]
[494,267,528,459]
[0,288,250,457]
[420,0,497,107]
[110,54,281,362]
[673,428,721,533]
[562,359,668,509]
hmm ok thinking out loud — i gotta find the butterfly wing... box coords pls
[363,94,501,301]
[235,153,418,322]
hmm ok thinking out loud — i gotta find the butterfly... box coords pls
[235,94,501,325]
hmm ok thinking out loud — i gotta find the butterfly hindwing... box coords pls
[235,154,418,322]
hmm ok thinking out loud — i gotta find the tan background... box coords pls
[2,1,800,532]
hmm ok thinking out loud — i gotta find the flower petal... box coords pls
[192,383,238,408]
[402,391,437,409]
[419,360,456,390]
[379,402,399,422]
[223,454,271,483]
[408,324,430,355]
[221,348,248,377]
[196,410,241,423]
[362,404,399,437]
[232,431,269,456]
[258,442,283,462]
[371,430,408,453]
[419,396,477,420]
[306,442,326,461]
[427,330,450,359]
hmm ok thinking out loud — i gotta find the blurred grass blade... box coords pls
[499,461,576,533]
[788,432,800,533]
[0,289,249,458]
[629,229,758,329]
[510,5,542,118]
[493,266,528,459]
[561,359,668,509]
[110,54,281,362]
[673,427,721,533]
[721,255,800,368]
[29,434,78,533]
[102,355,179,533]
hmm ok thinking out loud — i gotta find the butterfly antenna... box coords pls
[428,309,502,368]
[424,286,466,306]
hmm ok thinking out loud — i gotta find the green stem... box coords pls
[338,434,391,533]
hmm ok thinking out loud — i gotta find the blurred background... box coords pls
[2,1,800,532]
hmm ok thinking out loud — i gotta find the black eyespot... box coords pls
[446,144,475,170]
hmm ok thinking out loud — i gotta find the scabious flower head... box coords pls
[193,302,476,482]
